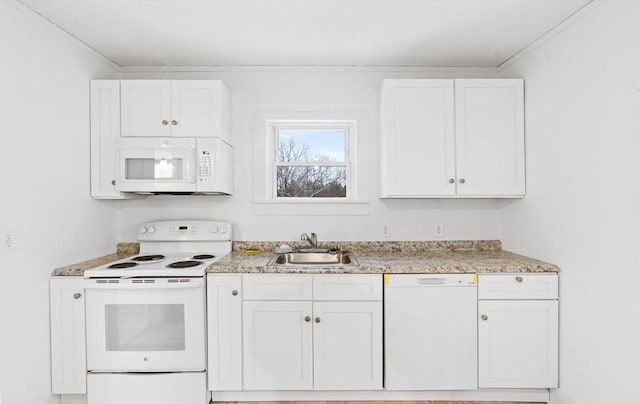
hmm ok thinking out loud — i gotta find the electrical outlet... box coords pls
[383,225,391,238]
[1,232,17,253]
[434,224,444,238]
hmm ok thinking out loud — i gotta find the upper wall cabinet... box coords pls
[90,80,141,199]
[120,80,231,142]
[380,78,525,198]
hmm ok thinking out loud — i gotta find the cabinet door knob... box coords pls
[515,276,523,283]
[481,314,488,321]
[448,178,455,184]
[162,120,168,125]
[111,180,116,186]
[171,120,178,126]
[73,293,82,300]
[231,290,238,296]
[304,316,311,322]
[315,317,321,323]
[459,178,466,184]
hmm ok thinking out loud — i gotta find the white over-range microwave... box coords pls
[116,137,233,195]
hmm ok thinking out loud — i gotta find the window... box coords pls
[270,121,354,199]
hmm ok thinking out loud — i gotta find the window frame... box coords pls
[268,120,356,201]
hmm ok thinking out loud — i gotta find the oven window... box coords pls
[104,304,186,351]
[125,158,184,180]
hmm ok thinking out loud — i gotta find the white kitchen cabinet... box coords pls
[478,273,559,388]
[379,79,456,197]
[312,301,382,390]
[206,274,242,391]
[120,80,230,141]
[379,78,525,198]
[454,79,525,196]
[50,277,86,394]
[90,80,141,199]
[235,274,383,391]
[242,300,313,390]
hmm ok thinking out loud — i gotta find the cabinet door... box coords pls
[120,80,171,137]
[207,275,242,391]
[170,81,228,139]
[455,79,525,196]
[380,79,456,197]
[50,277,86,394]
[90,80,141,199]
[478,300,558,388]
[242,300,313,390]
[313,301,382,390]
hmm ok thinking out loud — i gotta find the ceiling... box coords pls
[20,0,593,68]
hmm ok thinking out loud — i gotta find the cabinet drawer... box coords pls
[313,275,382,301]
[243,275,312,300]
[478,274,558,300]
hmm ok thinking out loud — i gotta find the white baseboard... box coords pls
[211,389,551,402]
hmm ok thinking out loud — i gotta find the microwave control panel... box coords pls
[198,150,214,182]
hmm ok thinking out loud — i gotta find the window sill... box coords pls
[252,200,371,216]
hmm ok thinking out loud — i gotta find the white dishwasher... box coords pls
[384,273,478,390]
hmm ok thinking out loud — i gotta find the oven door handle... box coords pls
[84,281,203,290]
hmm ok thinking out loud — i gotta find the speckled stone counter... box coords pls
[207,240,560,274]
[51,243,140,276]
[51,240,559,276]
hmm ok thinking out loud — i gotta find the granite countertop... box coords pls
[51,243,139,276]
[51,240,560,276]
[207,240,560,274]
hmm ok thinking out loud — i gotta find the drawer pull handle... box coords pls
[515,276,523,283]
[481,314,488,321]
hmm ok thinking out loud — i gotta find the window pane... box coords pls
[277,166,347,197]
[277,130,345,163]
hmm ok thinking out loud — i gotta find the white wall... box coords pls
[0,3,120,403]
[499,2,640,403]
[117,68,502,242]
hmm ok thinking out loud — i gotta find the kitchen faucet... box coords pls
[300,232,317,248]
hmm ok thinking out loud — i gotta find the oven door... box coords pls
[84,277,205,372]
[116,138,197,193]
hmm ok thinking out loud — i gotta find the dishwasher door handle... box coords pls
[416,277,447,285]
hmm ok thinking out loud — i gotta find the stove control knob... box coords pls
[220,226,228,234]
[139,226,148,235]
[210,226,219,233]
[147,225,156,234]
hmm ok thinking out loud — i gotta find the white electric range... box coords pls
[83,220,231,404]
[85,220,231,278]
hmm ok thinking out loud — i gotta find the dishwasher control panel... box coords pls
[384,273,477,287]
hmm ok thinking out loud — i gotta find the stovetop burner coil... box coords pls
[192,254,215,260]
[167,260,204,269]
[131,254,165,262]
[108,262,138,269]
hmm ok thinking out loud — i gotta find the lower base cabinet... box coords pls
[50,277,86,394]
[207,273,383,392]
[478,273,559,388]
[312,301,383,390]
[242,300,313,390]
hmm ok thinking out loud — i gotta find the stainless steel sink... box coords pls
[267,251,359,267]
